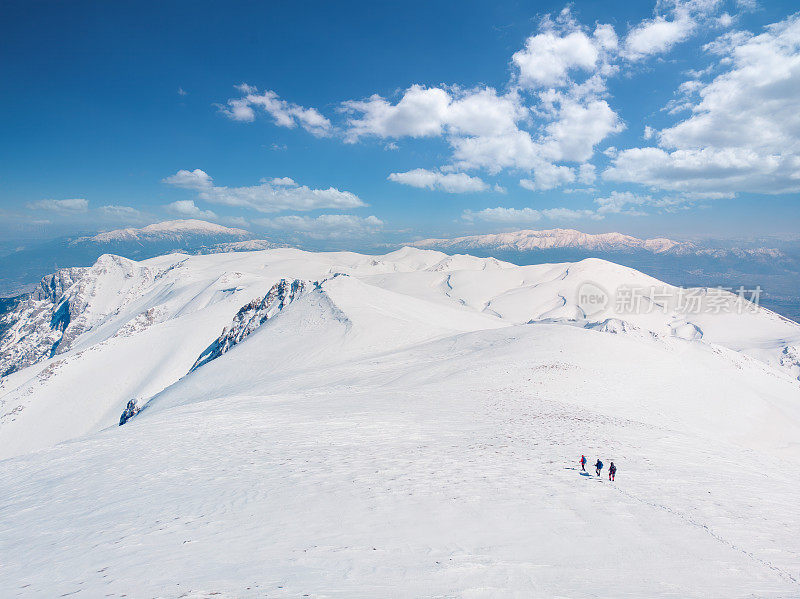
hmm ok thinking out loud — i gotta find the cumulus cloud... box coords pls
[166,199,217,219]
[164,169,365,213]
[606,13,800,195]
[519,164,576,191]
[27,198,89,212]
[256,214,383,239]
[539,97,624,163]
[219,84,332,137]
[341,73,621,180]
[512,9,618,89]
[388,168,489,193]
[342,86,451,141]
[342,86,525,142]
[208,0,753,204]
[163,168,213,190]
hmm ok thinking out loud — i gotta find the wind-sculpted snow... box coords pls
[584,317,662,341]
[190,278,309,373]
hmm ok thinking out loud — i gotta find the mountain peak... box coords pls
[84,220,250,243]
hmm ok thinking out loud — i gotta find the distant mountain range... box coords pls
[79,219,250,244]
[0,220,283,296]
[411,228,800,321]
[3,222,799,321]
[412,229,785,260]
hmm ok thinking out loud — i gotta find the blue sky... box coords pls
[1,0,799,247]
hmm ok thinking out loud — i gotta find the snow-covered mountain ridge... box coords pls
[77,219,250,243]
[2,245,799,458]
[0,219,286,298]
[413,228,785,259]
[2,246,800,597]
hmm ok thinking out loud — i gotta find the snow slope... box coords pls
[1,247,800,597]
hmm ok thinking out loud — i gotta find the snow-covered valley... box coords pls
[1,247,800,597]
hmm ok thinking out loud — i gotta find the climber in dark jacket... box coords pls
[609,462,617,481]
[595,459,603,476]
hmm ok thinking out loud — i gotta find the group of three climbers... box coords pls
[580,455,616,481]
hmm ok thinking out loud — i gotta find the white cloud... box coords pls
[268,177,297,187]
[219,85,332,137]
[512,10,617,89]
[99,205,142,219]
[221,216,250,227]
[702,29,752,55]
[257,214,383,239]
[541,207,602,220]
[164,169,365,213]
[166,199,217,219]
[27,198,89,212]
[342,85,451,141]
[205,1,756,212]
[462,207,542,224]
[519,164,576,191]
[342,86,526,142]
[388,168,489,193]
[594,191,651,215]
[625,16,695,59]
[463,205,603,224]
[163,168,213,190]
[623,0,724,60]
[577,163,597,184]
[607,13,800,195]
[450,128,540,173]
[447,89,621,174]
[539,97,624,162]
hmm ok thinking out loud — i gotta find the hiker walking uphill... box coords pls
[609,462,617,481]
[595,458,603,477]
[579,455,587,471]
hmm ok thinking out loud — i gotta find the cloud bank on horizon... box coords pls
[7,0,800,242]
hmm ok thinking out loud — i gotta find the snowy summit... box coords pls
[1,246,799,597]
[82,219,251,243]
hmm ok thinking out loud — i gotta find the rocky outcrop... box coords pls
[118,399,141,426]
[0,267,88,377]
[190,279,309,372]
